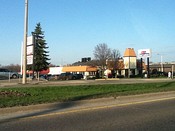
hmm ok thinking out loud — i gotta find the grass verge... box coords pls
[0,81,175,108]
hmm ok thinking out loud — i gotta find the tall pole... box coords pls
[147,57,150,78]
[161,55,163,72]
[22,0,28,84]
[140,58,143,78]
[20,42,23,75]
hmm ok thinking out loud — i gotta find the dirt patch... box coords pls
[0,90,31,97]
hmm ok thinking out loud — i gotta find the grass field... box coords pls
[0,81,175,108]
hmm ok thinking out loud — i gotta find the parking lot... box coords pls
[0,77,174,88]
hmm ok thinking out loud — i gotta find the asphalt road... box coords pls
[0,97,175,131]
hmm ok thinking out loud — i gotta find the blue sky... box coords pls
[1,0,175,65]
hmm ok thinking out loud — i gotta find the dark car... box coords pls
[57,73,76,80]
[151,71,167,77]
[74,74,83,79]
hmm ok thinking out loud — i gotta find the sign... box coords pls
[138,49,151,58]
[27,55,33,65]
[27,35,34,65]
[27,45,33,55]
[27,36,34,46]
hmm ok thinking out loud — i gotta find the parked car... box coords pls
[151,71,167,77]
[74,74,83,79]
[57,73,76,80]
[0,68,19,79]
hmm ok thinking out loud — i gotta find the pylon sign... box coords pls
[138,49,151,59]
[27,36,34,65]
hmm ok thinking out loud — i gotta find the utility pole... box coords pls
[160,55,163,72]
[22,0,28,84]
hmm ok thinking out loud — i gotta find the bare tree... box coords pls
[93,43,112,77]
[112,49,121,60]
[111,49,121,77]
[111,49,121,70]
[1,64,21,72]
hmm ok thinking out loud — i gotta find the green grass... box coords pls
[0,81,175,108]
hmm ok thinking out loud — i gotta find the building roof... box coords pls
[123,48,136,57]
[62,66,97,72]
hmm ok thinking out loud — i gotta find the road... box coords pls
[0,97,175,131]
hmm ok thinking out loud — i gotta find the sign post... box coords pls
[22,0,28,84]
[138,49,151,78]
[27,35,35,79]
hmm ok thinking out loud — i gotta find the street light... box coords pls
[22,0,28,84]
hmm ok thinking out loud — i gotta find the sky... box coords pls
[1,0,175,66]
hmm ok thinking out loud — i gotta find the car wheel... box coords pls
[12,74,17,79]
[73,76,76,80]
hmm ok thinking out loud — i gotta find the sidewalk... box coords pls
[0,91,175,122]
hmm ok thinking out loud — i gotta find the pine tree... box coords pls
[30,23,50,73]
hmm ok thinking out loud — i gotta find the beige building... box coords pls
[123,48,137,77]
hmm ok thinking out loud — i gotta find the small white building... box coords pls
[48,67,64,75]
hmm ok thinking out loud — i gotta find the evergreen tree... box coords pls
[30,23,50,73]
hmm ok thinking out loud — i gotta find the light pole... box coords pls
[22,0,28,84]
[160,55,163,72]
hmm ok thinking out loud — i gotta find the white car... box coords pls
[0,68,19,79]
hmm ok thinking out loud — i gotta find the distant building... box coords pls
[81,57,91,62]
[123,48,137,77]
[47,48,174,79]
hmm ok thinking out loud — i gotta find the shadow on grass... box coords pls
[0,92,110,125]
[158,81,175,88]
